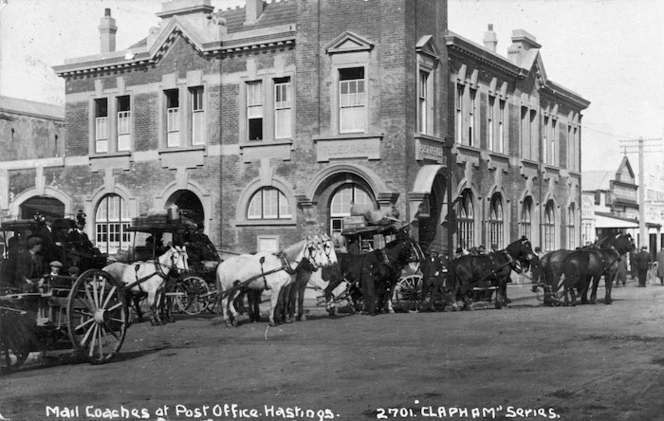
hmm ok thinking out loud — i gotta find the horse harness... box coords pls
[126,251,182,293]
[474,251,522,285]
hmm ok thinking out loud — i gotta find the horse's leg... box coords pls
[604,270,616,305]
[268,286,283,326]
[247,289,261,322]
[323,280,340,316]
[296,274,307,321]
[275,284,289,324]
[362,276,376,315]
[146,289,161,326]
[227,288,242,327]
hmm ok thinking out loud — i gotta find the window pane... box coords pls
[247,192,262,219]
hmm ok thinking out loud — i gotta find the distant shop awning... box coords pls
[594,213,639,229]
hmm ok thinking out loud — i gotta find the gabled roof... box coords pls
[53,0,297,78]
[582,170,614,191]
[0,96,64,120]
[446,29,590,110]
[615,155,635,183]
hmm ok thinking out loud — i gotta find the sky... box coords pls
[1,0,663,173]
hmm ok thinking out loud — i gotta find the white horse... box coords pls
[104,245,189,325]
[216,238,333,327]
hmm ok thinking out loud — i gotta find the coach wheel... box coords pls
[67,269,128,365]
[175,276,210,315]
[395,275,423,312]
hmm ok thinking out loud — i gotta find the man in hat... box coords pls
[47,260,63,277]
[15,236,45,292]
[632,246,652,287]
[37,216,58,263]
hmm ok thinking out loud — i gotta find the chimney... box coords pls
[483,24,498,53]
[99,8,117,54]
[245,0,264,25]
[507,29,541,65]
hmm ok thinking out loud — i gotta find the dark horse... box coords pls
[557,233,635,306]
[533,249,574,305]
[321,228,422,316]
[449,236,535,310]
[275,257,318,323]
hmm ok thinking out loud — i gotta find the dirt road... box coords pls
[2,281,664,421]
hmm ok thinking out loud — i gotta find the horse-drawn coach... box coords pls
[0,216,128,373]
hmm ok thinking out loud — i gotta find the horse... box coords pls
[321,228,422,316]
[216,237,336,327]
[449,236,535,310]
[558,233,635,306]
[103,245,189,326]
[532,249,574,305]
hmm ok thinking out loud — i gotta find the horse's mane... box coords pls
[280,239,307,261]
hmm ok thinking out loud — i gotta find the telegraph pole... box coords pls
[619,137,663,248]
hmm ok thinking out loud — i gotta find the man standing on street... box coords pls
[633,246,652,287]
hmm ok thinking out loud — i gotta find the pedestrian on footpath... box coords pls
[633,246,652,287]
[616,255,627,287]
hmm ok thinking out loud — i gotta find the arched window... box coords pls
[95,194,131,255]
[456,189,474,250]
[520,197,533,239]
[543,200,555,252]
[488,193,504,248]
[247,187,291,220]
[567,204,576,249]
[329,184,373,237]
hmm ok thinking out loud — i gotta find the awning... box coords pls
[594,213,638,229]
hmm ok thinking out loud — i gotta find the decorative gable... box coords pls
[416,35,440,61]
[326,31,374,55]
[615,156,636,183]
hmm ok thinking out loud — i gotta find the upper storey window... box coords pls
[165,89,180,147]
[274,78,292,139]
[94,98,108,153]
[247,81,263,141]
[190,87,205,146]
[117,95,131,152]
[339,67,366,133]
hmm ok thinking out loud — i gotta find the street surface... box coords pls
[2,278,664,421]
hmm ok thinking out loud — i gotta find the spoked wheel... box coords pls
[395,275,423,312]
[174,276,210,315]
[0,306,32,374]
[67,269,128,365]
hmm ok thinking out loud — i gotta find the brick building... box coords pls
[446,26,590,253]
[0,0,588,258]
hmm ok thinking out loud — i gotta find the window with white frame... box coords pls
[550,119,557,166]
[567,204,576,249]
[329,184,373,237]
[498,99,506,154]
[117,95,131,151]
[488,193,504,248]
[520,197,533,240]
[190,86,205,145]
[456,189,474,250]
[468,88,477,147]
[165,89,180,147]
[274,78,291,139]
[530,109,538,160]
[247,187,291,220]
[543,200,555,252]
[520,106,530,159]
[488,96,495,151]
[247,81,263,141]
[95,194,131,255]
[339,67,366,133]
[456,84,464,144]
[418,69,433,135]
[94,98,108,153]
[542,116,549,164]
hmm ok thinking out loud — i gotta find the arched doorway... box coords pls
[166,190,204,227]
[20,196,65,219]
